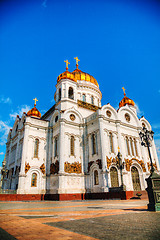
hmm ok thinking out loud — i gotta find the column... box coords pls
[98,115,108,191]
[116,123,125,158]
[17,124,29,194]
[59,121,65,173]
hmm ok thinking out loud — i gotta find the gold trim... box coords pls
[78,100,100,111]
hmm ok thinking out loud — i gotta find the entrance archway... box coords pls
[131,166,141,191]
[110,167,119,187]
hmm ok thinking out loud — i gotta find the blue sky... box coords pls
[0,0,160,166]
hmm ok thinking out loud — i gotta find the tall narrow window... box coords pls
[134,138,138,157]
[54,138,58,157]
[91,96,94,105]
[68,87,74,99]
[31,173,37,187]
[109,132,114,153]
[82,94,86,102]
[92,133,96,155]
[94,170,99,185]
[70,136,74,156]
[130,138,135,156]
[58,88,61,101]
[126,137,130,155]
[34,139,39,158]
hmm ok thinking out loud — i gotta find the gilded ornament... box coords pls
[33,98,38,106]
[137,159,146,172]
[25,162,30,174]
[125,159,132,171]
[147,162,157,171]
[64,60,70,70]
[106,156,112,169]
[70,114,76,121]
[64,161,82,174]
[40,163,45,174]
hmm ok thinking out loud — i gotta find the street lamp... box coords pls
[139,127,154,173]
[117,149,126,191]
[139,127,160,211]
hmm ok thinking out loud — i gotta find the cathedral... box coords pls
[2,58,159,200]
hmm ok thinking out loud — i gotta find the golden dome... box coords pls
[119,88,135,108]
[27,98,41,118]
[57,60,99,87]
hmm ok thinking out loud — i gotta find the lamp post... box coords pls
[139,126,160,211]
[139,127,154,173]
[117,149,126,191]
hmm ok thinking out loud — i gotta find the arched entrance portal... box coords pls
[131,166,141,191]
[110,167,119,188]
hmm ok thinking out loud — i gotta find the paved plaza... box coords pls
[0,199,160,240]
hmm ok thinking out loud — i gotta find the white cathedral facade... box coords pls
[2,58,159,199]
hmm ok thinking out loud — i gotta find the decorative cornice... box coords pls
[78,100,101,112]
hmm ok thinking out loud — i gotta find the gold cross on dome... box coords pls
[74,57,80,68]
[122,87,126,95]
[64,60,70,70]
[33,98,38,106]
[118,146,120,152]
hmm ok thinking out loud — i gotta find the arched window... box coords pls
[91,96,94,105]
[110,167,119,187]
[68,87,74,99]
[58,88,61,101]
[94,170,99,185]
[31,173,37,187]
[134,138,138,156]
[54,137,58,157]
[91,133,96,155]
[16,125,18,132]
[34,139,39,158]
[126,137,130,155]
[109,132,114,153]
[130,138,135,156]
[70,136,74,156]
[131,166,141,191]
[82,94,86,102]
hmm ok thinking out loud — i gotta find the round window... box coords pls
[106,110,111,118]
[142,123,146,128]
[125,113,130,122]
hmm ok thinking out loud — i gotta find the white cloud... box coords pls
[0,120,11,145]
[9,105,31,120]
[0,96,12,104]
[42,0,47,8]
[152,123,160,130]
[0,152,4,155]
[135,102,144,118]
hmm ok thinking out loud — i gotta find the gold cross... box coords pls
[74,57,80,68]
[64,60,70,70]
[122,87,126,95]
[118,146,120,152]
[33,98,38,106]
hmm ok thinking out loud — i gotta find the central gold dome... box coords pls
[57,68,99,87]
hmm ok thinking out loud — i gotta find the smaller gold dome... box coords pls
[27,98,41,118]
[119,94,135,108]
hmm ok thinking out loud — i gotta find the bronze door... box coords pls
[131,166,141,191]
[110,167,119,187]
